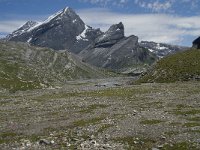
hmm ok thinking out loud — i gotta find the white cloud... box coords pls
[147,1,172,12]
[78,8,200,45]
[80,0,173,12]
[134,0,173,12]
[0,20,26,33]
[79,0,199,13]
[79,0,129,7]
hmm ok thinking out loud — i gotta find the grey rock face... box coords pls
[86,28,103,40]
[95,22,124,48]
[80,24,157,74]
[140,41,188,58]
[7,7,102,53]
[73,26,103,53]
[29,7,85,51]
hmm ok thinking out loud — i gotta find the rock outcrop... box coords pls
[94,22,124,48]
[193,37,200,49]
[79,23,157,74]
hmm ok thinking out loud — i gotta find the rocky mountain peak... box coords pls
[52,7,81,21]
[40,7,85,31]
[6,21,38,39]
[22,21,38,29]
[7,7,89,51]
[95,22,125,48]
[62,7,76,16]
[107,22,124,36]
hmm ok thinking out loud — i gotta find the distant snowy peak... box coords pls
[140,41,188,58]
[155,43,168,50]
[7,21,38,39]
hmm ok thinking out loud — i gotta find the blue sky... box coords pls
[0,0,200,46]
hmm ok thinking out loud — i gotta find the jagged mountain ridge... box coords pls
[6,7,188,74]
[94,22,125,48]
[7,7,102,53]
[80,23,157,74]
[0,41,111,92]
[6,8,158,74]
[7,7,187,57]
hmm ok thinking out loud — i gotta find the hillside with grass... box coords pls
[0,41,113,92]
[138,48,200,83]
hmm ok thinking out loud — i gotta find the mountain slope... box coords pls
[0,41,111,92]
[80,23,157,74]
[138,48,200,83]
[7,7,102,53]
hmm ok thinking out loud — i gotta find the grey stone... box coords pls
[39,139,51,145]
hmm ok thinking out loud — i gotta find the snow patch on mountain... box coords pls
[76,25,89,41]
[26,22,42,32]
[27,37,32,43]
[73,19,77,23]
[156,43,168,50]
[148,49,154,52]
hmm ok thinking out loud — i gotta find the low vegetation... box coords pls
[0,41,114,92]
[140,119,164,125]
[138,48,200,83]
[0,81,200,149]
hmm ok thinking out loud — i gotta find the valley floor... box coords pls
[0,78,200,150]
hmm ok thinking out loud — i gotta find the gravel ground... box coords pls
[0,77,200,150]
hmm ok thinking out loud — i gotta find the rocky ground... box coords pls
[0,77,200,150]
